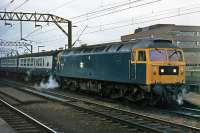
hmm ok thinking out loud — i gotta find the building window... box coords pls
[196,41,200,46]
[178,31,196,36]
[197,32,200,36]
[178,41,196,45]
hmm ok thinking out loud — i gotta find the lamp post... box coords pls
[65,25,78,50]
[38,45,45,53]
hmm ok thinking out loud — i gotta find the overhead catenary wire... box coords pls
[82,9,200,35]
[11,0,30,12]
[81,0,138,17]
[21,0,78,42]
[22,0,143,39]
[26,4,200,39]
[0,0,31,41]
[3,0,200,49]
[70,0,143,19]
[36,6,200,44]
[23,23,50,39]
[87,4,200,28]
[24,0,160,38]
[0,0,16,10]
[73,0,161,24]
[0,0,17,38]
[46,0,77,13]
[20,0,159,44]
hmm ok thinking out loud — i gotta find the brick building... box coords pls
[121,24,200,48]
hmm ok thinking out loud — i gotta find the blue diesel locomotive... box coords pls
[56,39,185,104]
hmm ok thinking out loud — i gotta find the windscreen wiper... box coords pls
[168,49,177,59]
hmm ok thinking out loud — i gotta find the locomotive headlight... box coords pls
[161,69,164,73]
[173,69,177,73]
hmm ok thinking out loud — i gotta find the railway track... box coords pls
[171,107,200,120]
[0,98,57,133]
[1,79,200,133]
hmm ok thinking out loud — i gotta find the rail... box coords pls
[2,79,200,133]
[0,98,57,133]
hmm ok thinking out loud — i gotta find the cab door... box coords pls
[130,49,136,80]
[130,49,147,83]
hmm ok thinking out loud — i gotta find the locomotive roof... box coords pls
[0,39,179,59]
[63,39,179,55]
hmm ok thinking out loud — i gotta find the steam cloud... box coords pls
[34,75,59,90]
[24,71,31,81]
[176,94,183,105]
[176,88,187,105]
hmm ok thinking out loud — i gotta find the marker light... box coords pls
[161,69,164,73]
[173,69,177,73]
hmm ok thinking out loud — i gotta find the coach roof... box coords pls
[18,50,61,58]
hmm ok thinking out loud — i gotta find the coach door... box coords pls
[130,49,136,80]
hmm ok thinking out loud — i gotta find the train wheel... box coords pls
[56,77,64,89]
[102,88,112,97]
[110,88,123,99]
[125,87,145,102]
[69,81,79,92]
[124,89,136,102]
[149,94,161,106]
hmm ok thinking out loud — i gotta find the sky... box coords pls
[0,0,200,53]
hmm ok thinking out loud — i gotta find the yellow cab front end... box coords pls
[144,48,186,104]
[146,48,185,85]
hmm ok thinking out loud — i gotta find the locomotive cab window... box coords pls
[138,50,146,61]
[168,50,183,62]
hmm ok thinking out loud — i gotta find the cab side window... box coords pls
[138,51,146,61]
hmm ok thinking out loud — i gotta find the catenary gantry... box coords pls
[0,11,72,49]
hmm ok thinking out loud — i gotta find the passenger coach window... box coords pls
[30,58,33,66]
[24,59,26,66]
[47,61,49,67]
[138,51,146,61]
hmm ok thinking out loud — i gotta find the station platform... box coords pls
[183,92,200,107]
[0,118,16,133]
